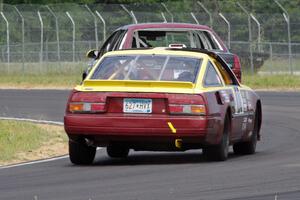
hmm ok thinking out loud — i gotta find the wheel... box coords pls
[107,144,129,158]
[203,114,230,161]
[233,128,257,155]
[233,109,259,155]
[69,139,96,165]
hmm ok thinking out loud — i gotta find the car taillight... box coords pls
[233,54,242,82]
[69,102,105,113]
[169,104,206,115]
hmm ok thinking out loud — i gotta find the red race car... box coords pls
[87,23,242,82]
[64,48,261,165]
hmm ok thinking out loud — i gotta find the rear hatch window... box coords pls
[132,30,221,50]
[91,55,202,83]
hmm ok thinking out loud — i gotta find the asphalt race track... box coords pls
[0,89,300,200]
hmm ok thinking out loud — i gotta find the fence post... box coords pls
[95,11,106,42]
[237,2,254,74]
[130,11,138,24]
[269,43,273,74]
[0,11,9,69]
[190,12,199,24]
[85,5,98,49]
[274,0,292,75]
[37,11,43,63]
[120,4,137,24]
[161,12,167,23]
[14,7,25,73]
[218,13,230,49]
[197,1,213,28]
[161,3,174,42]
[161,3,173,23]
[66,11,75,62]
[250,13,261,52]
[46,5,60,61]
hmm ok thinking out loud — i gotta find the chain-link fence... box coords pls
[0,0,300,75]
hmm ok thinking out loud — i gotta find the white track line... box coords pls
[0,155,69,169]
[0,148,103,170]
[0,117,63,126]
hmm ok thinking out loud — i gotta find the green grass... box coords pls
[259,57,300,72]
[0,62,84,88]
[0,61,86,75]
[0,120,67,163]
[0,73,81,88]
[243,74,300,89]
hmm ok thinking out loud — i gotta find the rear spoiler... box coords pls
[82,80,194,89]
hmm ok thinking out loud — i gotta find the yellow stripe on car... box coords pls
[167,122,177,134]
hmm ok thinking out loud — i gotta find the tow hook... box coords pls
[175,139,183,149]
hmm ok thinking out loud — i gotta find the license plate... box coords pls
[123,98,152,113]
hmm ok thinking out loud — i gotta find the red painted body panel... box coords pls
[64,91,223,146]
[64,114,222,146]
[65,114,208,135]
[64,88,261,150]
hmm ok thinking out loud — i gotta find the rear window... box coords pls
[132,30,221,50]
[91,55,202,83]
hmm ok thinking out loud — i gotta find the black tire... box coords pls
[233,109,259,155]
[203,114,230,161]
[69,140,96,165]
[107,144,129,158]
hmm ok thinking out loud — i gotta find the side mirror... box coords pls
[82,71,88,81]
[86,49,99,59]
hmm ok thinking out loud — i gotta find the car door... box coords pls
[203,61,236,141]
[212,59,248,140]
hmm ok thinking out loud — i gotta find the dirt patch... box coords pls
[1,141,68,166]
[0,123,68,166]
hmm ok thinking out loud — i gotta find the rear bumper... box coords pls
[64,113,222,145]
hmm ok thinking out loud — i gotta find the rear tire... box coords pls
[107,144,129,158]
[69,140,96,165]
[203,114,230,161]
[233,109,259,155]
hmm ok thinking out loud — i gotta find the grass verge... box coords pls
[0,120,68,166]
[0,61,84,89]
[0,74,81,89]
[243,74,300,90]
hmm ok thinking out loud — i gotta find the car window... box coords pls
[198,31,213,49]
[132,30,221,50]
[213,59,235,85]
[112,30,127,50]
[91,55,202,83]
[204,61,223,87]
[99,30,124,57]
[132,31,193,48]
[203,31,219,49]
